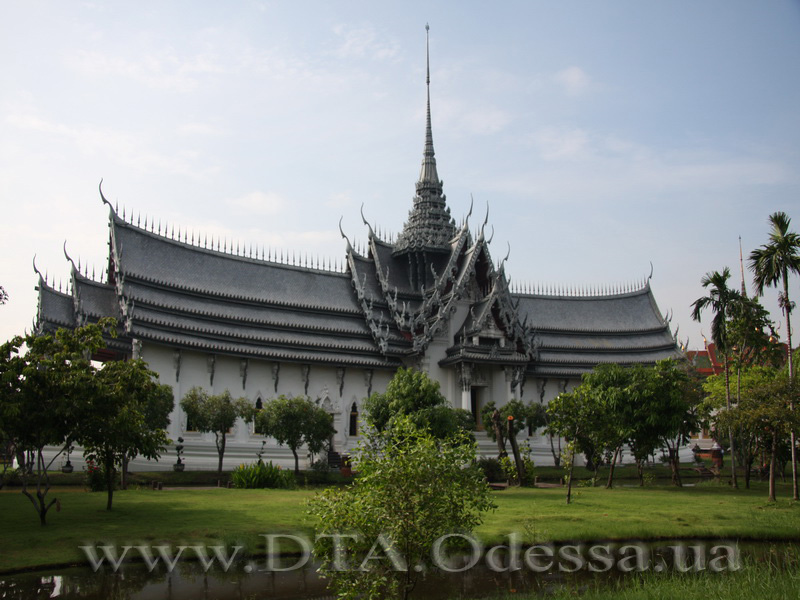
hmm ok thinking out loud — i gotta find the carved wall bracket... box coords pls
[364,369,374,397]
[240,358,249,390]
[173,348,181,383]
[336,367,346,397]
[301,364,311,396]
[207,354,216,387]
[132,338,142,360]
[271,362,280,393]
[458,363,473,392]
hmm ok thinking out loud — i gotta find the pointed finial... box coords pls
[32,254,44,281]
[99,179,114,212]
[425,23,430,86]
[361,204,375,239]
[339,216,354,254]
[738,236,747,296]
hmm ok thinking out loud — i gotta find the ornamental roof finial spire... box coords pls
[417,23,441,192]
[738,235,748,296]
[393,25,455,260]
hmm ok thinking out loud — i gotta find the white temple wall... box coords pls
[133,340,401,469]
[128,341,593,470]
[421,335,453,402]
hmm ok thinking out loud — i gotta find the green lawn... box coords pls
[1,480,798,574]
[477,482,800,543]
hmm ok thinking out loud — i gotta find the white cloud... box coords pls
[532,127,589,160]
[227,191,286,216]
[5,111,210,178]
[501,131,792,205]
[554,66,590,96]
[325,192,353,209]
[331,24,401,62]
[177,122,226,136]
[433,97,512,137]
[64,49,226,93]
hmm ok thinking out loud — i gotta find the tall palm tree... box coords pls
[749,211,800,500]
[691,267,741,488]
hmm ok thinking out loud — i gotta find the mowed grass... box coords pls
[478,482,800,543]
[1,480,799,574]
[0,487,318,573]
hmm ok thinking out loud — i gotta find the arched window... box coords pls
[349,402,359,436]
[185,409,197,433]
[254,396,265,434]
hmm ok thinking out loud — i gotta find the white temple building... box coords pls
[34,33,681,471]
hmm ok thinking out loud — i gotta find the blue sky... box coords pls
[2,1,799,350]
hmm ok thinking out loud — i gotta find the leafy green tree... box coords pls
[180,388,253,476]
[627,360,702,487]
[727,295,782,373]
[734,375,799,501]
[705,365,777,489]
[0,321,110,525]
[691,267,742,488]
[0,285,7,305]
[363,367,473,439]
[79,359,174,510]
[546,388,593,503]
[749,210,800,500]
[309,416,494,600]
[479,399,528,455]
[255,395,335,475]
[578,364,636,489]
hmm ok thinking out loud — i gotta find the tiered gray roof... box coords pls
[514,287,681,377]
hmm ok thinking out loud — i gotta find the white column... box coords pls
[461,388,471,412]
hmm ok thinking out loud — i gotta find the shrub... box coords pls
[309,417,495,600]
[1,467,22,488]
[478,457,505,482]
[230,460,295,489]
[84,460,108,492]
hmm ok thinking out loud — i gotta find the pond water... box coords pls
[1,540,797,600]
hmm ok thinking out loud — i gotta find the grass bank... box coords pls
[483,552,800,600]
[1,481,798,574]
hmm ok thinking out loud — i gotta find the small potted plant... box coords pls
[61,444,74,473]
[173,437,186,472]
[257,440,266,464]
